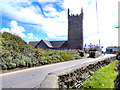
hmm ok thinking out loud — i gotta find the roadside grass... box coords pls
[81,60,119,88]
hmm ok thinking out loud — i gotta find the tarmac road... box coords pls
[0,54,115,88]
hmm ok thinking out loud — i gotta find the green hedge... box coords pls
[0,32,83,70]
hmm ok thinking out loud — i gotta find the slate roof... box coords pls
[29,40,68,49]
[29,41,39,47]
[41,40,53,48]
[50,41,67,48]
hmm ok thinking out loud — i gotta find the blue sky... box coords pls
[0,0,119,49]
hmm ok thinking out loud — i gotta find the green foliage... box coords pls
[2,63,7,70]
[19,60,26,67]
[116,50,120,56]
[12,59,20,67]
[1,32,83,70]
[9,62,16,69]
[61,51,72,61]
[75,55,82,59]
[81,60,119,88]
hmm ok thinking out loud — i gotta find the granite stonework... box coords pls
[68,8,83,50]
[40,55,116,88]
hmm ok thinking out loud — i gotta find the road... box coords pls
[0,54,115,88]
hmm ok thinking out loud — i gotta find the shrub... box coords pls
[116,51,120,56]
[75,55,82,59]
[19,60,26,67]
[7,62,16,69]
[1,32,85,70]
[116,50,120,59]
[10,62,16,69]
[61,53,72,61]
[12,58,20,67]
[2,63,7,70]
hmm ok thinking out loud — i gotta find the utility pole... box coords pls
[96,0,100,48]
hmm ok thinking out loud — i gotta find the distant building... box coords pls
[106,46,120,52]
[29,8,83,50]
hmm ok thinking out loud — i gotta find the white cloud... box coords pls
[27,33,33,39]
[46,33,67,40]
[27,33,39,40]
[0,20,26,38]
[10,20,26,37]
[38,0,58,3]
[0,28,11,33]
[34,36,39,40]
[1,1,43,25]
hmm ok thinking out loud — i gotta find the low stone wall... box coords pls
[114,64,120,89]
[114,71,120,89]
[40,55,116,88]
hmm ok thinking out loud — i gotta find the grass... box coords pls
[81,60,119,88]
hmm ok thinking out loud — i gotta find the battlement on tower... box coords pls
[69,14,81,17]
[68,8,83,17]
[68,8,83,50]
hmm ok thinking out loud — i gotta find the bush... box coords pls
[75,55,82,59]
[19,60,26,67]
[7,62,16,69]
[0,32,84,70]
[12,58,20,67]
[116,51,120,56]
[2,63,7,70]
[116,50,120,59]
[10,62,16,69]
[61,53,72,61]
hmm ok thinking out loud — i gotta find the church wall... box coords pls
[68,9,83,50]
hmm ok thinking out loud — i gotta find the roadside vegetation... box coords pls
[0,32,83,70]
[81,60,119,88]
[114,50,120,88]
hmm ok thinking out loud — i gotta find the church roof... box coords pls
[29,41,39,47]
[41,40,53,48]
[50,41,67,48]
[29,40,68,49]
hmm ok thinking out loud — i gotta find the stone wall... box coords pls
[114,64,120,89]
[114,72,120,89]
[40,55,116,88]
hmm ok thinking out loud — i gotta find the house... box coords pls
[106,46,120,52]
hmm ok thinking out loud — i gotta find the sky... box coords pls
[0,0,119,49]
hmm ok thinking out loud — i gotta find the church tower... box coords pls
[68,8,83,50]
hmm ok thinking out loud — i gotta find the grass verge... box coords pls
[81,60,119,88]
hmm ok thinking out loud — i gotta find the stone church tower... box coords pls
[68,8,83,50]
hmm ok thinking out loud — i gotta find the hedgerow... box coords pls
[0,32,83,70]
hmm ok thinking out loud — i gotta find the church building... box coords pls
[29,8,84,50]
